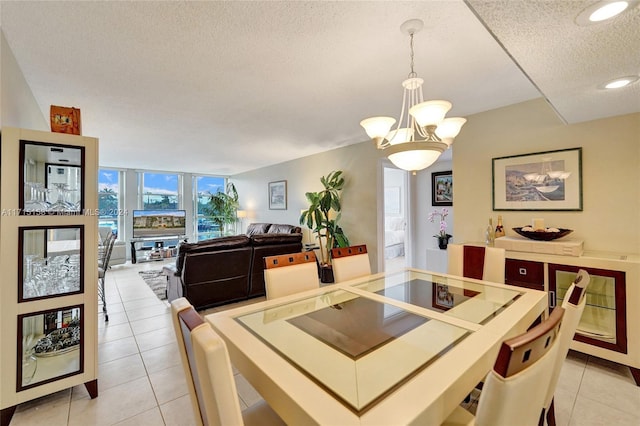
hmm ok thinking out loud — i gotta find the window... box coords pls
[141,172,179,210]
[194,175,225,241]
[98,169,121,233]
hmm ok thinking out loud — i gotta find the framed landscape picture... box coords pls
[432,171,453,206]
[268,180,287,210]
[492,147,582,211]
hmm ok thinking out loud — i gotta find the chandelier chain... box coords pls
[408,32,417,79]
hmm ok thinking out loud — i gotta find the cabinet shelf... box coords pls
[556,290,616,311]
[574,305,617,342]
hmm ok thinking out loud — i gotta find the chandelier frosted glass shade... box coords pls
[359,19,466,172]
[435,117,467,146]
[360,116,396,141]
[409,100,452,127]
[386,141,447,171]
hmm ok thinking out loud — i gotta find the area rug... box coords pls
[139,270,167,301]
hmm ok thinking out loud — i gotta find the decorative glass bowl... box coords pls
[513,227,573,241]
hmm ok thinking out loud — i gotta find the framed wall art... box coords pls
[50,105,81,135]
[268,180,287,210]
[492,147,582,211]
[432,171,453,206]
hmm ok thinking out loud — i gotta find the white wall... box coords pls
[0,30,47,130]
[453,98,640,254]
[231,141,385,272]
[413,159,453,270]
[231,98,640,276]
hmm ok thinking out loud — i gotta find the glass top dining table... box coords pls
[205,269,547,425]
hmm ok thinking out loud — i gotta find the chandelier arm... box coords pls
[386,85,410,143]
[404,87,413,131]
[415,123,429,139]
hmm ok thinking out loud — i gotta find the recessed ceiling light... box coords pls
[600,75,639,89]
[575,1,631,25]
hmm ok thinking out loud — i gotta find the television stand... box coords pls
[130,236,184,264]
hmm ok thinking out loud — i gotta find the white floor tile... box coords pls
[97,322,133,344]
[113,407,165,426]
[577,356,640,417]
[159,394,198,426]
[98,310,130,327]
[148,364,189,405]
[140,342,182,374]
[12,389,71,425]
[570,394,640,426]
[130,314,173,336]
[67,376,158,426]
[125,304,171,322]
[134,325,176,353]
[98,336,139,364]
[9,262,638,426]
[98,353,147,391]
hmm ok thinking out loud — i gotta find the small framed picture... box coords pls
[432,171,453,206]
[268,180,287,210]
[50,105,81,135]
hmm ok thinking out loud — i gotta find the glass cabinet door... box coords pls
[20,141,84,214]
[549,264,627,354]
[19,226,84,301]
[17,305,83,391]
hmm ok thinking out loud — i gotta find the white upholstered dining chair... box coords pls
[543,269,590,426]
[330,244,371,283]
[263,251,319,300]
[443,306,565,426]
[447,244,506,284]
[171,298,284,426]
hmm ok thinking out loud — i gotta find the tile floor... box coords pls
[9,260,640,425]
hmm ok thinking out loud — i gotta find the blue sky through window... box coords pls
[98,169,119,192]
[143,173,178,195]
[196,176,224,196]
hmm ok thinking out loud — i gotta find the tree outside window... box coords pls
[195,176,225,241]
[98,169,120,233]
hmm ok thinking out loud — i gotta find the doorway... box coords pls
[383,165,410,272]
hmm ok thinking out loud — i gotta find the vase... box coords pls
[319,265,334,283]
[438,235,451,250]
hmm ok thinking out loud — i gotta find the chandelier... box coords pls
[360,19,466,172]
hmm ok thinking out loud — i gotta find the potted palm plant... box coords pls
[299,170,350,282]
[205,182,240,236]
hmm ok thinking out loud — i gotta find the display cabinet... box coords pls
[549,264,627,354]
[503,249,640,386]
[1,127,99,426]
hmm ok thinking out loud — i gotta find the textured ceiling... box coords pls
[1,1,637,175]
[467,0,640,124]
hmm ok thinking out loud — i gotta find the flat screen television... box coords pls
[132,210,187,239]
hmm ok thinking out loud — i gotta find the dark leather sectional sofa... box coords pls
[164,223,302,310]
